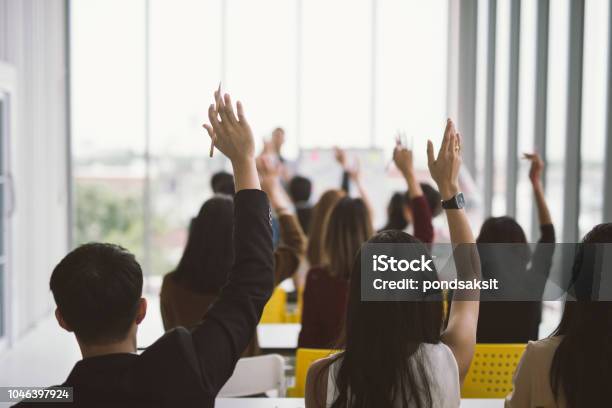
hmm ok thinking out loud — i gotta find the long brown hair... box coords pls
[306,189,345,266]
[323,197,373,279]
[550,223,612,407]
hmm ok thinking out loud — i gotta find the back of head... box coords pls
[420,183,442,217]
[550,223,612,408]
[50,243,143,344]
[306,189,345,266]
[210,171,235,195]
[288,175,312,203]
[477,216,527,243]
[383,192,410,231]
[174,195,234,293]
[328,230,443,408]
[323,197,374,280]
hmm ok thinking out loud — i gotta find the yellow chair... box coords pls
[287,348,340,397]
[461,344,527,398]
[260,287,287,323]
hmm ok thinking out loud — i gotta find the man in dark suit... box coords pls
[13,91,273,407]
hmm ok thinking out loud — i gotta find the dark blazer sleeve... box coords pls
[190,189,274,395]
[341,171,350,193]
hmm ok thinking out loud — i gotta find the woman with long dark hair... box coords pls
[506,222,612,407]
[475,153,554,342]
[160,157,306,356]
[305,120,481,407]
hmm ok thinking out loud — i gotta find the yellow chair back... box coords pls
[288,348,340,397]
[461,343,527,398]
[260,287,287,323]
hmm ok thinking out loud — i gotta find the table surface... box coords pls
[257,324,301,350]
[215,398,504,407]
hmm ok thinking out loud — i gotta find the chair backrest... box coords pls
[218,354,286,397]
[288,348,340,397]
[260,286,287,323]
[461,343,527,398]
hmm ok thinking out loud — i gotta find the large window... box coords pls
[70,0,448,275]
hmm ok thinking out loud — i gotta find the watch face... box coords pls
[456,192,465,208]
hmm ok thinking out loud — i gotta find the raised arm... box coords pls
[196,91,274,394]
[429,120,480,383]
[393,141,434,243]
[334,147,374,220]
[524,153,554,240]
[258,155,307,284]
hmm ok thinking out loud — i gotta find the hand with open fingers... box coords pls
[202,90,254,164]
[257,154,281,192]
[334,146,348,169]
[427,119,462,200]
[393,143,414,176]
[523,152,544,184]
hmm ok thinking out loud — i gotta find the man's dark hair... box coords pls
[288,175,312,203]
[50,243,143,344]
[211,171,235,195]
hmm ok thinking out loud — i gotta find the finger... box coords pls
[208,104,223,135]
[439,119,452,157]
[236,101,249,125]
[217,95,232,127]
[223,93,238,125]
[446,121,457,155]
[427,140,435,168]
[455,132,462,156]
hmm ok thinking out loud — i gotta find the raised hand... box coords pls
[256,154,291,213]
[427,119,462,200]
[393,139,414,177]
[202,90,259,191]
[523,153,544,186]
[203,90,254,164]
[334,146,348,169]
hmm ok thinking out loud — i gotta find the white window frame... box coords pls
[0,62,17,353]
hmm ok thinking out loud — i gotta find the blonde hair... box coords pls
[306,189,346,266]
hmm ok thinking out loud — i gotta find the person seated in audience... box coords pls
[210,170,235,195]
[293,189,346,289]
[289,175,313,234]
[305,119,481,407]
[160,153,305,356]
[13,91,273,408]
[333,146,375,219]
[383,184,442,231]
[506,222,612,408]
[476,153,554,343]
[298,194,374,349]
[380,138,435,243]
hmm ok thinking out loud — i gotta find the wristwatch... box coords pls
[441,192,465,210]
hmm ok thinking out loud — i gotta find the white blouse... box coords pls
[325,343,461,407]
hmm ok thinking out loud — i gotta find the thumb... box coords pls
[427,140,435,168]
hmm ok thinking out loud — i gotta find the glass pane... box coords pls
[375,0,448,168]
[515,0,538,238]
[226,0,298,158]
[474,0,490,194]
[579,0,609,238]
[301,0,372,148]
[71,0,146,261]
[148,0,224,275]
[492,0,511,215]
[545,0,570,240]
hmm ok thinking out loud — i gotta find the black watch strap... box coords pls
[441,192,465,210]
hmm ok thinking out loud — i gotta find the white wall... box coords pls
[0,0,69,339]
